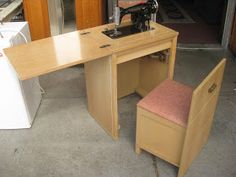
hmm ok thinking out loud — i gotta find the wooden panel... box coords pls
[116,41,172,64]
[111,55,119,139]
[84,56,115,138]
[86,22,179,54]
[4,22,178,140]
[4,32,112,80]
[188,59,226,121]
[230,11,236,55]
[117,59,140,98]
[168,36,177,79]
[136,107,186,166]
[178,94,219,177]
[178,59,226,177]
[136,56,168,97]
[23,0,51,40]
[4,22,178,81]
[75,0,103,30]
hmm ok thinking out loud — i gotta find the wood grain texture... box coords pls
[4,22,178,81]
[136,56,168,97]
[168,36,177,79]
[136,107,186,166]
[23,0,51,40]
[115,40,172,64]
[87,22,178,54]
[117,59,140,98]
[84,56,115,138]
[75,0,103,30]
[187,59,226,120]
[4,32,112,80]
[4,22,178,139]
[178,59,226,177]
[117,54,169,99]
[136,59,226,177]
[111,55,119,139]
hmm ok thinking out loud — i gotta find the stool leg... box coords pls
[135,144,142,154]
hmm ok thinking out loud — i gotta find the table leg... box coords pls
[84,56,119,139]
[168,36,177,79]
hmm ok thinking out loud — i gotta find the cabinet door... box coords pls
[23,0,51,40]
[75,0,103,30]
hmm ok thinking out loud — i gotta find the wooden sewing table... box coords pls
[4,22,178,139]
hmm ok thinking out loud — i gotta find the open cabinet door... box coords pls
[75,0,104,30]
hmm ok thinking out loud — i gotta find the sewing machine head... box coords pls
[103,0,159,39]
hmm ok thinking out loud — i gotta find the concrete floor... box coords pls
[0,49,235,177]
[63,20,76,34]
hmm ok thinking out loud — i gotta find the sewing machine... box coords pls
[103,0,159,39]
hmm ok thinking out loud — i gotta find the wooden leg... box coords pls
[168,36,177,79]
[111,56,119,139]
[177,169,185,177]
[135,144,142,154]
[135,107,142,154]
[84,56,118,139]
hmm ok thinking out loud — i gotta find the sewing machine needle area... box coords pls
[102,25,155,39]
[102,0,158,39]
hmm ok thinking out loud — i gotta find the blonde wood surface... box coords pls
[75,0,103,30]
[136,107,186,166]
[87,22,178,54]
[84,56,115,138]
[4,32,112,80]
[4,22,178,139]
[117,54,168,99]
[4,22,178,81]
[111,55,119,139]
[178,59,226,177]
[117,59,140,98]
[187,59,226,120]
[23,0,51,40]
[136,59,226,177]
[168,36,177,78]
[136,56,168,97]
[115,41,172,64]
[178,95,219,177]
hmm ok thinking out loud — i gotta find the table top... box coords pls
[4,22,178,80]
[86,22,178,53]
[4,31,112,80]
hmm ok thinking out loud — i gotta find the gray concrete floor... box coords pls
[63,20,76,34]
[0,49,235,177]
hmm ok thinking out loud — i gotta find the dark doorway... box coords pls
[157,0,227,44]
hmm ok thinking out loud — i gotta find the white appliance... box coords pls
[0,22,42,129]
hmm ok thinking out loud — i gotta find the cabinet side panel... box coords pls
[84,56,114,137]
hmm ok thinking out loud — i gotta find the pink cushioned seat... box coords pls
[138,79,193,127]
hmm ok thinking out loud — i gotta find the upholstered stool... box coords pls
[135,59,226,177]
[138,79,193,127]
